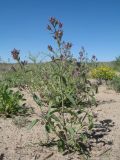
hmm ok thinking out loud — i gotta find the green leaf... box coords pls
[33,94,42,108]
[49,108,60,115]
[61,76,67,86]
[66,94,76,106]
[88,114,94,130]
[45,123,51,133]
[46,104,52,119]
[52,73,67,86]
[63,108,78,118]
[89,123,94,130]
[51,114,60,122]
[28,119,39,129]
[57,139,65,152]
[67,127,75,136]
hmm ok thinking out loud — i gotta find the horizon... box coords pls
[0,0,120,62]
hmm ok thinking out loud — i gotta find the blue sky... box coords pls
[0,0,120,62]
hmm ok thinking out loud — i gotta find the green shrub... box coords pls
[0,84,26,117]
[111,56,120,72]
[111,76,120,92]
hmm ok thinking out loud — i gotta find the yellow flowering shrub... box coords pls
[91,65,116,81]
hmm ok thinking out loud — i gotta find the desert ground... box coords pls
[0,84,120,160]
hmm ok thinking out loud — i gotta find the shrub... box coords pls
[0,84,26,117]
[111,56,120,72]
[111,76,120,92]
[91,65,116,81]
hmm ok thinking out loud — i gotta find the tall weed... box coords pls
[31,17,96,155]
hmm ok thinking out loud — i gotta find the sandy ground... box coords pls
[0,85,120,160]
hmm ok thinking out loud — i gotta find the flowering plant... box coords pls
[91,65,116,81]
[31,17,96,155]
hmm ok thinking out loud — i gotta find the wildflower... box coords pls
[47,25,52,31]
[91,65,116,80]
[91,55,97,62]
[65,42,72,49]
[48,45,53,52]
[59,22,63,28]
[92,55,96,60]
[55,30,63,40]
[11,48,20,60]
[49,17,56,25]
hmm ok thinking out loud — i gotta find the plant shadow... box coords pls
[85,119,115,150]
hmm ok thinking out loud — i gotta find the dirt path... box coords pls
[0,86,120,160]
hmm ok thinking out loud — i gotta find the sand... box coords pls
[0,85,120,160]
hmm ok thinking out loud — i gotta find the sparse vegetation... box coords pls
[0,84,26,117]
[111,76,120,92]
[0,17,120,159]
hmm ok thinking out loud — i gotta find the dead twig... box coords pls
[99,147,112,157]
[43,152,54,160]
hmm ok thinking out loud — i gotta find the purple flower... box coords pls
[59,22,63,28]
[55,30,63,40]
[49,17,56,25]
[11,48,20,60]
[48,45,53,52]
[65,42,72,49]
[91,54,97,62]
[92,55,96,60]
[47,25,52,31]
